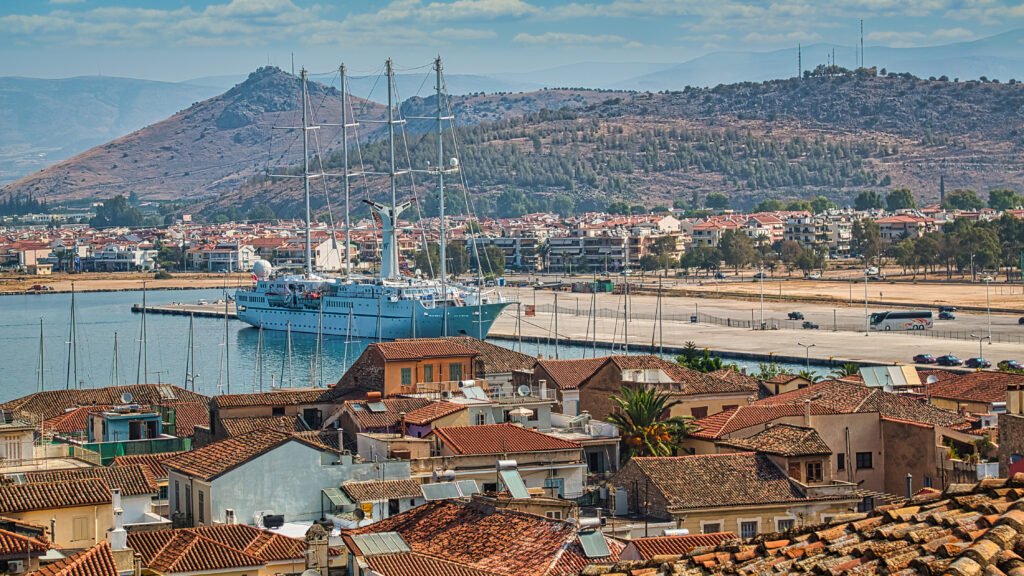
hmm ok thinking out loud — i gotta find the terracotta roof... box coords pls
[708,369,762,390]
[755,379,974,430]
[110,452,186,479]
[534,357,607,390]
[219,415,305,436]
[42,406,111,435]
[372,340,480,361]
[342,398,433,431]
[617,453,811,510]
[598,474,1024,575]
[0,479,111,513]
[213,388,334,408]
[0,527,48,556]
[24,464,158,496]
[690,404,834,440]
[0,384,208,423]
[291,430,344,452]
[345,499,620,576]
[625,532,737,560]
[717,424,832,457]
[421,337,535,374]
[164,428,337,481]
[403,401,466,426]
[34,541,117,576]
[926,370,1024,405]
[131,530,263,573]
[342,479,424,502]
[433,424,581,455]
[165,402,209,437]
[128,524,307,565]
[366,552,502,576]
[765,373,808,385]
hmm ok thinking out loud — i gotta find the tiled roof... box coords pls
[625,532,738,560]
[343,398,433,430]
[24,464,158,496]
[131,530,264,573]
[0,384,208,423]
[164,428,336,481]
[433,424,581,455]
[424,337,535,374]
[708,369,762,390]
[213,388,334,408]
[345,499,620,576]
[403,401,466,426]
[34,541,117,576]
[534,357,607,390]
[342,479,423,502]
[619,453,809,510]
[689,404,834,440]
[926,370,1024,405]
[219,415,305,436]
[42,406,110,435]
[291,430,344,452]
[373,340,480,361]
[128,524,307,564]
[110,452,186,479]
[0,478,111,513]
[765,373,808,385]
[366,552,502,576]
[756,379,974,430]
[165,402,209,437]
[0,527,48,556]
[717,424,832,456]
[599,474,1024,575]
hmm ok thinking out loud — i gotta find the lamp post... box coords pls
[969,333,989,367]
[863,270,869,335]
[759,266,765,330]
[985,276,992,343]
[797,342,816,370]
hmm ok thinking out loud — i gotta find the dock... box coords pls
[130,301,237,318]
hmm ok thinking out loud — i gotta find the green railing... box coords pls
[74,437,192,465]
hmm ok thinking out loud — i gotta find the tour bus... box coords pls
[869,310,933,331]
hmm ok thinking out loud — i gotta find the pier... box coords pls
[130,301,237,318]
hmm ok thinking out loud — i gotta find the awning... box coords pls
[322,487,354,507]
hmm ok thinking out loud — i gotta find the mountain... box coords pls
[618,29,1024,90]
[503,61,676,89]
[0,76,222,185]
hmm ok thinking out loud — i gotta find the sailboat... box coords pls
[234,57,511,339]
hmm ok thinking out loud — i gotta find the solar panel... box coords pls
[461,386,489,400]
[499,469,531,499]
[578,529,611,558]
[366,402,388,413]
[421,482,462,501]
[322,487,352,507]
[455,480,480,496]
[351,532,410,556]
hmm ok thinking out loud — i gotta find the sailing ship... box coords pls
[235,57,512,339]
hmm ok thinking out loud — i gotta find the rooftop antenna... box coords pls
[291,52,295,76]
[860,19,865,69]
[798,44,802,79]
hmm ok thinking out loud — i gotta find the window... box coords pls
[544,477,565,498]
[475,413,487,426]
[449,363,463,381]
[858,496,875,512]
[924,476,933,488]
[805,462,823,483]
[837,453,845,471]
[174,482,180,513]
[856,451,873,470]
[198,491,205,523]
[701,522,721,534]
[72,516,91,541]
[740,521,758,539]
[271,406,285,416]
[401,368,412,386]
[423,364,433,383]
[545,511,563,520]
[776,518,795,532]
[722,405,738,412]
[690,406,708,419]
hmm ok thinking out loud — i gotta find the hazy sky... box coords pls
[2,0,1023,81]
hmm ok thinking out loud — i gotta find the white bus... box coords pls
[869,310,933,331]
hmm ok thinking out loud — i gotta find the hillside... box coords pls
[5,69,1024,216]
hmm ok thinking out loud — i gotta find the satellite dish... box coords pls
[517,385,531,397]
[926,375,939,385]
[120,392,133,404]
[449,157,459,168]
[353,508,365,520]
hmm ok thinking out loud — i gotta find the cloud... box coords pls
[418,0,540,20]
[48,0,85,4]
[434,27,497,40]
[513,32,629,45]
[744,31,822,44]
[868,26,977,47]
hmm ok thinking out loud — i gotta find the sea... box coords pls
[0,288,822,403]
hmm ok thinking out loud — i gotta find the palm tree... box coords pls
[830,363,860,379]
[797,369,821,383]
[607,386,695,461]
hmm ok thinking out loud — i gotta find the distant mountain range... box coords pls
[2,29,1023,187]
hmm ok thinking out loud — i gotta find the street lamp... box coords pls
[863,269,869,336]
[759,266,765,330]
[985,276,992,343]
[969,333,990,366]
[797,342,816,370]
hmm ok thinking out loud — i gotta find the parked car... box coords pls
[868,274,886,281]
[753,272,766,280]
[965,357,991,369]
[865,266,879,275]
[936,354,963,367]
[806,272,821,280]
[714,271,727,279]
[1019,317,1024,325]
[913,353,937,364]
[938,311,956,320]
[939,306,957,313]
[802,321,819,330]
[998,360,1023,372]
[788,311,805,320]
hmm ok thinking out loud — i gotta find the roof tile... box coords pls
[433,423,581,455]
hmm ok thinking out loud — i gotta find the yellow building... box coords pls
[337,340,480,398]
[0,478,113,548]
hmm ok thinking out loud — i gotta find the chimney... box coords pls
[225,509,236,525]
[906,473,913,499]
[109,489,127,551]
[399,412,407,437]
[803,399,811,427]
[539,379,548,401]
[337,428,344,452]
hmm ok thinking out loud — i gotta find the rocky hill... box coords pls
[4,68,1023,215]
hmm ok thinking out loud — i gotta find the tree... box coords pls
[753,199,785,212]
[797,369,821,383]
[795,247,824,274]
[988,189,1022,211]
[886,188,916,211]
[786,200,812,212]
[413,243,441,277]
[811,196,836,214]
[607,386,694,460]
[779,240,803,275]
[681,246,720,276]
[446,241,470,276]
[893,237,919,275]
[719,230,755,272]
[471,245,506,276]
[854,190,885,211]
[465,220,482,234]
[705,192,730,210]
[830,363,861,378]
[851,218,882,263]
[942,189,984,211]
[90,195,143,228]
[676,341,726,372]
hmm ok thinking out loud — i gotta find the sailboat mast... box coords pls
[137,282,148,383]
[224,296,231,393]
[66,283,77,389]
[341,63,352,278]
[37,318,45,392]
[112,332,120,387]
[301,68,313,277]
[185,314,195,391]
[436,56,448,336]
[387,58,397,218]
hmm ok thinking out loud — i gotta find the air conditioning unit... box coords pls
[7,560,25,574]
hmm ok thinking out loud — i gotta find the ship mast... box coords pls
[436,56,449,335]
[301,69,313,277]
[340,63,353,278]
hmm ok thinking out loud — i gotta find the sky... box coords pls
[2,0,1023,82]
